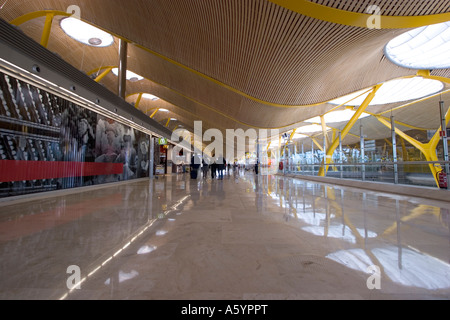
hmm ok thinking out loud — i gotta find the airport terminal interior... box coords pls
[0,0,449,300]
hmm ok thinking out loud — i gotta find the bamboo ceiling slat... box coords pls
[0,0,449,141]
[311,0,450,16]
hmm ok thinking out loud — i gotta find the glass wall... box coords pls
[0,71,151,198]
[270,124,449,189]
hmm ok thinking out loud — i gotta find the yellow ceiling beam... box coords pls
[149,108,159,119]
[134,93,143,109]
[10,10,383,110]
[10,10,450,133]
[364,111,434,131]
[268,0,450,29]
[378,88,450,116]
[40,13,55,48]
[94,66,113,83]
[10,10,70,26]
[318,84,382,176]
[311,137,324,152]
[320,115,329,148]
[375,105,450,188]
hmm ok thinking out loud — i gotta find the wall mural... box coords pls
[0,71,150,198]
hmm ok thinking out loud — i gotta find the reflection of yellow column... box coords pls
[321,185,385,273]
[382,204,440,235]
[40,13,55,48]
[319,85,381,176]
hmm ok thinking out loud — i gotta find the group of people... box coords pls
[190,154,227,180]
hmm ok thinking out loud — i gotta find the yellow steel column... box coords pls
[11,10,70,26]
[311,137,324,151]
[165,118,171,127]
[150,108,159,118]
[400,137,408,161]
[40,13,55,48]
[279,134,282,158]
[320,115,329,148]
[135,93,143,109]
[318,84,381,176]
[281,129,297,157]
[384,138,392,147]
[94,67,113,82]
[375,106,450,188]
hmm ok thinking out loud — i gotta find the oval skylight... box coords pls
[296,124,325,134]
[305,109,370,124]
[385,21,450,69]
[330,77,444,106]
[60,17,114,47]
[111,68,144,82]
[292,133,307,140]
[142,93,159,101]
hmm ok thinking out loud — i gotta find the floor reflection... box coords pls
[262,174,450,291]
[0,172,448,299]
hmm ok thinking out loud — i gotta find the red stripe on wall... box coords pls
[0,160,123,182]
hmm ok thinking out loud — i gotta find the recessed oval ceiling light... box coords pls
[159,108,169,112]
[385,21,450,69]
[111,68,144,81]
[305,109,370,124]
[170,118,177,121]
[88,37,103,46]
[330,77,444,106]
[60,17,114,47]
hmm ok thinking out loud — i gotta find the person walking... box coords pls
[211,153,217,179]
[217,154,225,180]
[202,158,209,179]
[190,154,201,179]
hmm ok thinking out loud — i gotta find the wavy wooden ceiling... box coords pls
[0,0,449,141]
[310,0,450,15]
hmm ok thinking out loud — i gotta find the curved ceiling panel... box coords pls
[0,0,449,138]
[310,0,450,15]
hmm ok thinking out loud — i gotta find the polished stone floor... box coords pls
[0,170,449,300]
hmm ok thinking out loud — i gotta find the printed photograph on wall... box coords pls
[95,116,150,183]
[136,130,150,178]
[59,101,97,188]
[0,71,151,198]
